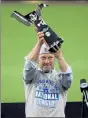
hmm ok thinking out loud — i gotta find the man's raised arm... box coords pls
[55,49,73,90]
[23,32,44,84]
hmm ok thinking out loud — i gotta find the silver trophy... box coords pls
[11,3,64,52]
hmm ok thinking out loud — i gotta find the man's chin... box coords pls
[43,70,50,73]
[42,67,52,73]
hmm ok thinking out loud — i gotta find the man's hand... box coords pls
[28,29,46,61]
[54,49,63,59]
[35,27,46,45]
[54,49,68,72]
[37,32,45,45]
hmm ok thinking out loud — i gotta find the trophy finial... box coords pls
[37,3,49,10]
[35,3,49,17]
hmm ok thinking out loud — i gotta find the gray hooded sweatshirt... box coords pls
[23,57,73,117]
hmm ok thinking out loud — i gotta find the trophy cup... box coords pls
[11,3,64,53]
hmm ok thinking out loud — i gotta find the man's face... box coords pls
[38,53,55,73]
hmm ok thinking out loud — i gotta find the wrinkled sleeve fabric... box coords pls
[58,65,73,90]
[23,56,38,84]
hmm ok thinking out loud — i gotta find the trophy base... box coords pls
[48,40,64,53]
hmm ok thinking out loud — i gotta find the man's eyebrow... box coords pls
[49,56,53,57]
[41,56,46,58]
[48,55,54,58]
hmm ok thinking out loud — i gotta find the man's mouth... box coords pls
[42,65,52,73]
[43,65,51,67]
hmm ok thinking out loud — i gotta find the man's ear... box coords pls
[37,60,39,64]
[37,57,39,64]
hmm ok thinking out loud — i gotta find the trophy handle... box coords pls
[11,11,32,26]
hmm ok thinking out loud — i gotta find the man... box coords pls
[23,31,73,117]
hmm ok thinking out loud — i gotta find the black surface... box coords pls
[1,102,88,118]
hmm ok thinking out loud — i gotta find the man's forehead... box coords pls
[39,53,54,57]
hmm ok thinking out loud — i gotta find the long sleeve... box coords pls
[58,65,73,90]
[23,56,38,84]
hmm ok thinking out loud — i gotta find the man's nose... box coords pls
[45,58,49,63]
